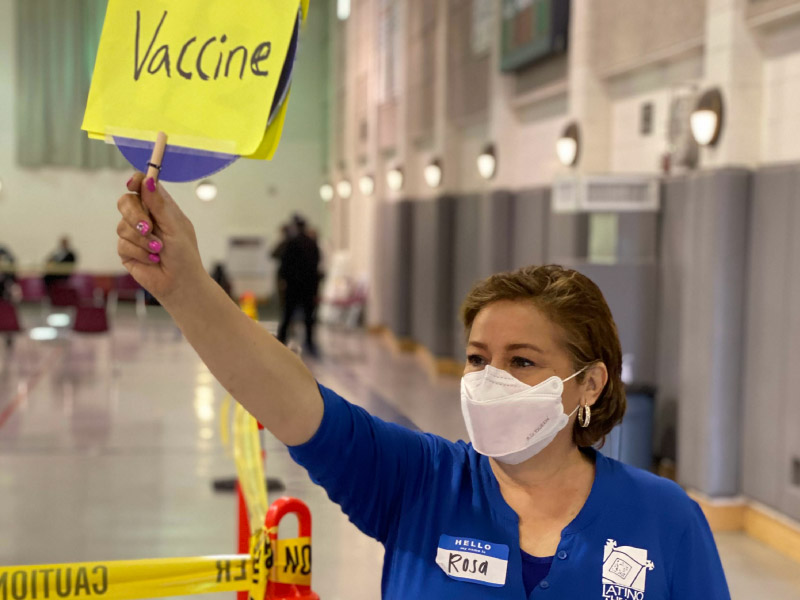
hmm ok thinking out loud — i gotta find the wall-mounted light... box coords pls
[387,167,404,192]
[337,179,353,200]
[359,174,375,197]
[195,180,218,202]
[319,183,334,202]
[477,144,497,180]
[424,159,443,189]
[0,177,4,195]
[337,0,351,20]
[690,88,724,147]
[556,122,580,167]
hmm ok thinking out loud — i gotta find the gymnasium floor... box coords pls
[1,306,799,599]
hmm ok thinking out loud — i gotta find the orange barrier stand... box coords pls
[266,498,319,600]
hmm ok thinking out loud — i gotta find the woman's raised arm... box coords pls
[115,172,323,446]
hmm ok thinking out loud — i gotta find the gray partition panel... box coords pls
[478,190,515,277]
[617,213,659,262]
[654,178,691,462]
[575,263,658,387]
[448,191,518,359]
[547,211,590,263]
[451,194,482,359]
[379,198,414,338]
[511,187,550,270]
[410,197,457,356]
[676,168,750,498]
[742,164,800,521]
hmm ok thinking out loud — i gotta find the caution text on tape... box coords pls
[0,554,261,600]
[272,537,311,587]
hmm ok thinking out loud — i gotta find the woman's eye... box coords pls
[467,354,486,367]
[511,356,535,368]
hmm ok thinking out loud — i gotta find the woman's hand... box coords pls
[116,173,207,305]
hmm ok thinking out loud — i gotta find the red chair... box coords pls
[114,274,143,301]
[0,300,21,333]
[48,284,80,307]
[19,277,46,303]
[0,300,22,347]
[109,273,146,319]
[73,305,109,333]
[68,274,97,303]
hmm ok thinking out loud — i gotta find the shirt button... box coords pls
[557,550,568,560]
[540,581,550,589]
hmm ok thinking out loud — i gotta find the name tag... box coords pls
[435,534,508,587]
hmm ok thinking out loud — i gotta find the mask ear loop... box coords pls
[562,363,591,384]
[564,363,594,425]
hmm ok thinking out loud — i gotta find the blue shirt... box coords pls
[520,551,552,595]
[289,385,731,599]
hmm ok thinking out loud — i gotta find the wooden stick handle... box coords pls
[145,132,168,184]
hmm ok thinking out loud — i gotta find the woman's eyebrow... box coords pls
[467,341,545,353]
[506,343,545,353]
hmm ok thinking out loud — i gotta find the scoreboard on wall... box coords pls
[500,0,570,72]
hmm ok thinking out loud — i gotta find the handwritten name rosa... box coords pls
[134,10,272,82]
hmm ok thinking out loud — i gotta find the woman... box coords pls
[115,173,730,599]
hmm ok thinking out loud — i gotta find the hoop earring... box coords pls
[578,404,591,428]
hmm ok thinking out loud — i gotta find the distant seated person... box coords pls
[0,243,16,301]
[44,236,78,290]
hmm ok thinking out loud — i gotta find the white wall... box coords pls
[609,54,704,174]
[761,18,800,164]
[507,96,566,188]
[0,0,330,273]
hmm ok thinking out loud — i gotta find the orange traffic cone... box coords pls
[265,497,320,600]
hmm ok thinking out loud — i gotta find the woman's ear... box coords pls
[583,363,608,407]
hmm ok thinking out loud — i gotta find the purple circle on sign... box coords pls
[114,138,238,183]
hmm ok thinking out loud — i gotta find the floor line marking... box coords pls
[0,347,63,431]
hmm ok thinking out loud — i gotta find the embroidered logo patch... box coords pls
[602,539,655,598]
[435,535,508,587]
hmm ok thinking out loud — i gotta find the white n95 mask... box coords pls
[460,365,585,465]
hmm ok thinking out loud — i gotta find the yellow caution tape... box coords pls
[0,554,262,600]
[233,404,268,536]
[248,529,272,600]
[272,537,311,587]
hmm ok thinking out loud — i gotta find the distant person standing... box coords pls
[270,223,293,312]
[210,262,233,298]
[44,236,77,290]
[276,215,320,356]
[0,243,16,301]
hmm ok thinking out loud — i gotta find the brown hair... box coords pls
[460,264,625,448]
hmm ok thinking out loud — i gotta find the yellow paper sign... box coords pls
[82,0,299,155]
[246,89,291,160]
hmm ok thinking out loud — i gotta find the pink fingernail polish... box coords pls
[148,240,162,253]
[146,177,156,192]
[148,253,160,263]
[126,177,133,188]
[136,221,150,236]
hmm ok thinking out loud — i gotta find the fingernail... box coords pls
[148,253,160,264]
[148,240,162,253]
[136,221,150,236]
[126,177,133,188]
[146,177,156,192]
